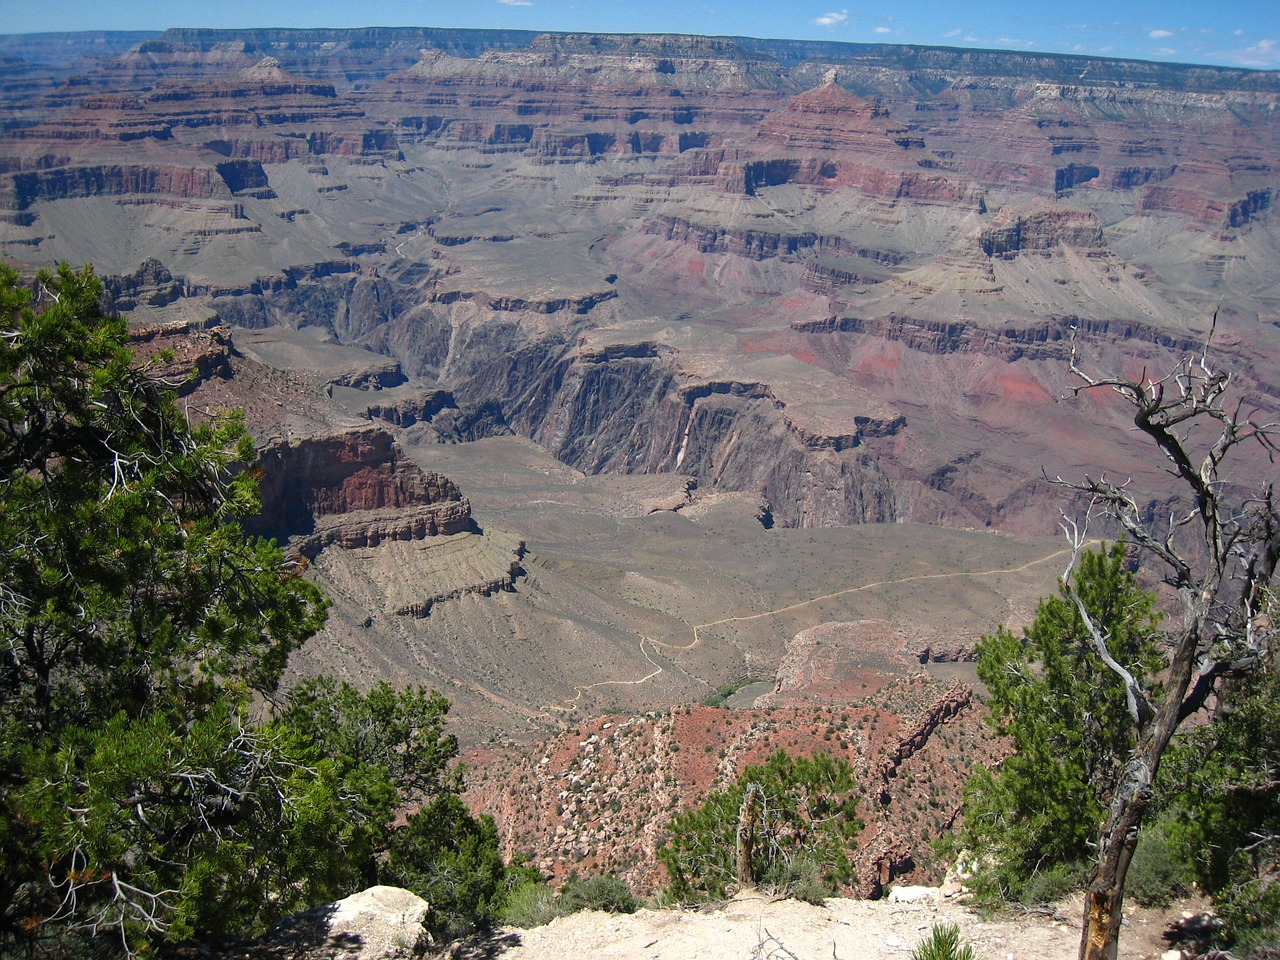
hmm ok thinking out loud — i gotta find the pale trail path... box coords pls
[486,889,1183,960]
[552,545,1082,709]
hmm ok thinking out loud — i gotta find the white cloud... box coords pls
[1234,29,1245,37]
[498,0,533,6]
[1235,37,1279,67]
[872,26,891,34]
[944,29,961,38]
[1151,46,1177,56]
[812,9,849,27]
[1149,29,1174,39]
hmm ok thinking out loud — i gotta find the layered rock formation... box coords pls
[5,19,1267,535]
[2,25,1277,755]
[249,426,471,544]
[242,425,531,617]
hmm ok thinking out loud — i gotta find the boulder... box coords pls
[261,886,430,960]
[886,884,941,903]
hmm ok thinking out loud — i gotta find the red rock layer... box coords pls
[463,676,1003,898]
[249,426,472,543]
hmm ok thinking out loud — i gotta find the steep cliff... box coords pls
[2,25,1277,539]
[436,338,904,527]
[247,425,471,543]
[4,159,270,208]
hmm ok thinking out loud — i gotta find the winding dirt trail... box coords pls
[551,544,1084,709]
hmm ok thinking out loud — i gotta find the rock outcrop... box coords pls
[4,160,270,208]
[792,312,1205,361]
[247,426,473,545]
[128,320,234,393]
[239,424,528,639]
[977,203,1104,256]
[256,886,430,960]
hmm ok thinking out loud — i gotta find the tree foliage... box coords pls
[0,264,324,738]
[1038,338,1278,960]
[0,264,508,954]
[386,795,509,942]
[658,750,861,903]
[1161,651,1280,950]
[0,262,322,950]
[958,337,1280,960]
[959,544,1164,902]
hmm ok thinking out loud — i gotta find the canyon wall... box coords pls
[3,26,1277,535]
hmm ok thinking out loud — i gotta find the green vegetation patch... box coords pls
[701,675,773,708]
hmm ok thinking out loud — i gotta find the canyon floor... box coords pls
[454,894,1199,960]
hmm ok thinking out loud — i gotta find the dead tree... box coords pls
[1055,331,1279,960]
[736,783,763,890]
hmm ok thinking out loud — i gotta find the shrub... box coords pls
[1021,860,1088,906]
[1125,820,1192,907]
[385,795,508,941]
[761,855,834,905]
[911,923,975,960]
[498,873,639,930]
[960,852,1085,910]
[499,881,560,929]
[658,750,861,904]
[558,873,639,914]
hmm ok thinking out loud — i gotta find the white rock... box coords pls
[266,885,430,960]
[887,885,941,903]
[1161,952,1184,960]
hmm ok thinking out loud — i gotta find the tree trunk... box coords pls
[1079,674,1189,960]
[1079,802,1143,960]
[736,784,762,890]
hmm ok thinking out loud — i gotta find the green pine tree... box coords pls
[957,544,1164,903]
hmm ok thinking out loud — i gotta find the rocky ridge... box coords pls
[243,425,530,616]
[464,670,1001,898]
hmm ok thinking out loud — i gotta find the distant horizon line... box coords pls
[0,24,1274,75]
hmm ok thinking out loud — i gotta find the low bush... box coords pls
[498,873,639,929]
[761,856,834,905]
[558,873,639,914]
[499,881,560,929]
[1126,821,1192,907]
[911,923,975,960]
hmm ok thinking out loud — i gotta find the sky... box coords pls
[6,0,1280,70]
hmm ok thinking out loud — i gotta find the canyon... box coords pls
[3,27,1277,896]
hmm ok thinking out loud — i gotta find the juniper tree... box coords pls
[960,543,1164,904]
[1052,332,1278,960]
[0,264,505,954]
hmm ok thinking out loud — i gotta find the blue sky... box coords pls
[7,1,1279,70]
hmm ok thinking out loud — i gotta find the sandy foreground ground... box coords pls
[457,893,1193,960]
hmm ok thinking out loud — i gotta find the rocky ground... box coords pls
[453,893,1199,960]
